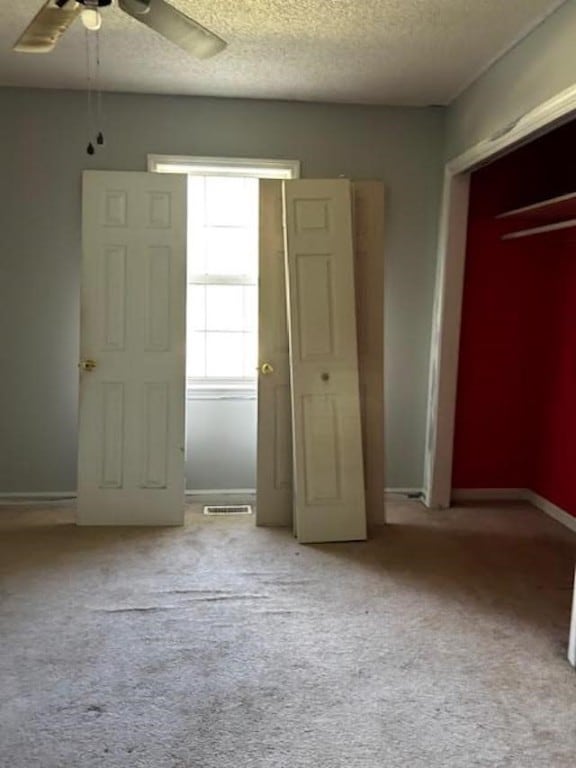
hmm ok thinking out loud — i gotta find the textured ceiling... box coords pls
[0,0,568,106]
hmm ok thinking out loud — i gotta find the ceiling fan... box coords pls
[13,0,228,59]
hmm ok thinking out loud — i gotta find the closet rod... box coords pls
[502,218,576,241]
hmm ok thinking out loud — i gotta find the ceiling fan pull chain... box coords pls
[85,27,95,155]
[95,27,105,147]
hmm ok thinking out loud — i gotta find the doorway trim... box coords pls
[424,83,576,509]
[149,154,300,399]
[147,154,300,504]
[148,155,301,179]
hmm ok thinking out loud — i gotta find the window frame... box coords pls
[149,155,300,399]
[148,155,301,179]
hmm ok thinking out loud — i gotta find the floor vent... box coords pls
[203,505,253,516]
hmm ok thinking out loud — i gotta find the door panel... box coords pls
[140,381,170,488]
[295,254,336,357]
[78,171,187,525]
[301,394,342,503]
[145,247,172,351]
[100,382,125,488]
[102,246,127,350]
[284,179,366,543]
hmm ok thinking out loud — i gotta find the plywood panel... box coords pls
[351,181,386,525]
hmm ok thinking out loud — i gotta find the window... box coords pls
[187,175,258,387]
[148,155,300,394]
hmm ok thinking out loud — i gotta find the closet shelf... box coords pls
[498,191,576,240]
[498,190,576,223]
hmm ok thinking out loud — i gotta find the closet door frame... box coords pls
[424,93,576,511]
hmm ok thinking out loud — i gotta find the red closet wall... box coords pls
[452,122,576,517]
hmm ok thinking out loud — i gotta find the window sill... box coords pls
[186,383,257,401]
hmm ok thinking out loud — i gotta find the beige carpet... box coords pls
[1,500,575,767]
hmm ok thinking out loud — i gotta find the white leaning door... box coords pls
[284,179,366,543]
[256,180,385,532]
[78,171,187,525]
[256,180,293,526]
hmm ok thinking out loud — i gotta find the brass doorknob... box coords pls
[79,359,97,372]
[259,362,275,375]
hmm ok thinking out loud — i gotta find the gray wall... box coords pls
[446,0,576,158]
[0,87,444,492]
[186,398,256,491]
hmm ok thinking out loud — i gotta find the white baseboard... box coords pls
[451,488,525,502]
[525,491,576,535]
[186,489,256,503]
[384,488,423,498]
[0,492,77,505]
[0,490,257,506]
[452,488,576,534]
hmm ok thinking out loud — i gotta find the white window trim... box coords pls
[148,154,301,179]
[150,155,300,396]
[187,378,257,400]
[189,273,255,286]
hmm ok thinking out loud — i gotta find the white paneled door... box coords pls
[78,171,187,525]
[256,180,293,527]
[284,179,367,543]
[256,180,385,534]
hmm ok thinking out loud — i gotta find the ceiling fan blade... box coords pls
[13,1,81,54]
[119,0,227,59]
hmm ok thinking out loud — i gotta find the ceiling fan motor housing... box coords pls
[117,0,152,13]
[55,0,112,6]
[75,1,113,7]
[21,0,226,59]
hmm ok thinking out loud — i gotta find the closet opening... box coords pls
[425,111,576,667]
[452,119,576,514]
[454,120,576,668]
